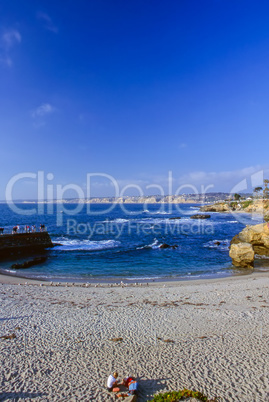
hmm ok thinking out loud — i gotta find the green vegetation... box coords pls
[264,179,269,199]
[149,389,218,402]
[241,200,253,208]
[253,186,263,197]
[234,193,241,200]
[253,179,269,199]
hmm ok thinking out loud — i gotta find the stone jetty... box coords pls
[0,232,54,257]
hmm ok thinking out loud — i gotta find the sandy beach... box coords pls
[0,272,269,401]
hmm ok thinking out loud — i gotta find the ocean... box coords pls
[0,203,267,282]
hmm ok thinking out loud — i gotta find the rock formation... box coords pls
[200,203,230,212]
[159,243,178,249]
[190,214,211,219]
[201,200,269,219]
[229,223,269,267]
[229,243,255,268]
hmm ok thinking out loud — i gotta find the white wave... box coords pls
[255,267,269,271]
[205,220,239,225]
[104,218,129,223]
[136,239,160,250]
[54,239,121,251]
[135,218,170,224]
[255,254,269,259]
[135,217,189,225]
[2,269,16,273]
[125,276,162,280]
[154,211,171,215]
[142,209,150,213]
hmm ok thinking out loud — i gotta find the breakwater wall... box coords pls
[0,232,53,257]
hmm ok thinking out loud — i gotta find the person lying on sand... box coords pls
[107,371,120,392]
[121,376,135,388]
[116,376,139,398]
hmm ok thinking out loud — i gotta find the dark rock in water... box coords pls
[159,243,170,249]
[214,241,221,246]
[190,214,211,219]
[11,256,47,269]
[159,243,178,249]
[169,217,181,220]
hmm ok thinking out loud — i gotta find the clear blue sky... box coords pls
[1,0,269,199]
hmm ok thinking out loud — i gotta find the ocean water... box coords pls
[0,203,267,282]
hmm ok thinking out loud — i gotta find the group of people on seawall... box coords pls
[0,224,46,235]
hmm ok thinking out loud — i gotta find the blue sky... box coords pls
[1,0,269,199]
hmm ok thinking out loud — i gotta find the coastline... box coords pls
[1,267,268,286]
[0,265,258,286]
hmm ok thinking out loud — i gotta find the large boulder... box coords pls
[229,243,255,268]
[231,223,269,256]
[230,223,269,267]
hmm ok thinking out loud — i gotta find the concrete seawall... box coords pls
[0,232,53,257]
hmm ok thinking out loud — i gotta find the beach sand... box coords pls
[0,272,269,401]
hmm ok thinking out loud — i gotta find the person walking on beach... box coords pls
[107,372,120,392]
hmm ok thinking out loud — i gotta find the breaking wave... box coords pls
[53,238,121,251]
[136,239,160,250]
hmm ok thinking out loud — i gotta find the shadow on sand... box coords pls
[135,377,169,401]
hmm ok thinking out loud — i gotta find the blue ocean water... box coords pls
[0,203,267,282]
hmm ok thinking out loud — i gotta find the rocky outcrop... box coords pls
[229,223,269,267]
[200,203,230,212]
[159,243,178,249]
[190,214,211,219]
[230,223,269,255]
[201,200,269,218]
[229,243,255,268]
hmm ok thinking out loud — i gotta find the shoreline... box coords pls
[0,267,268,286]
